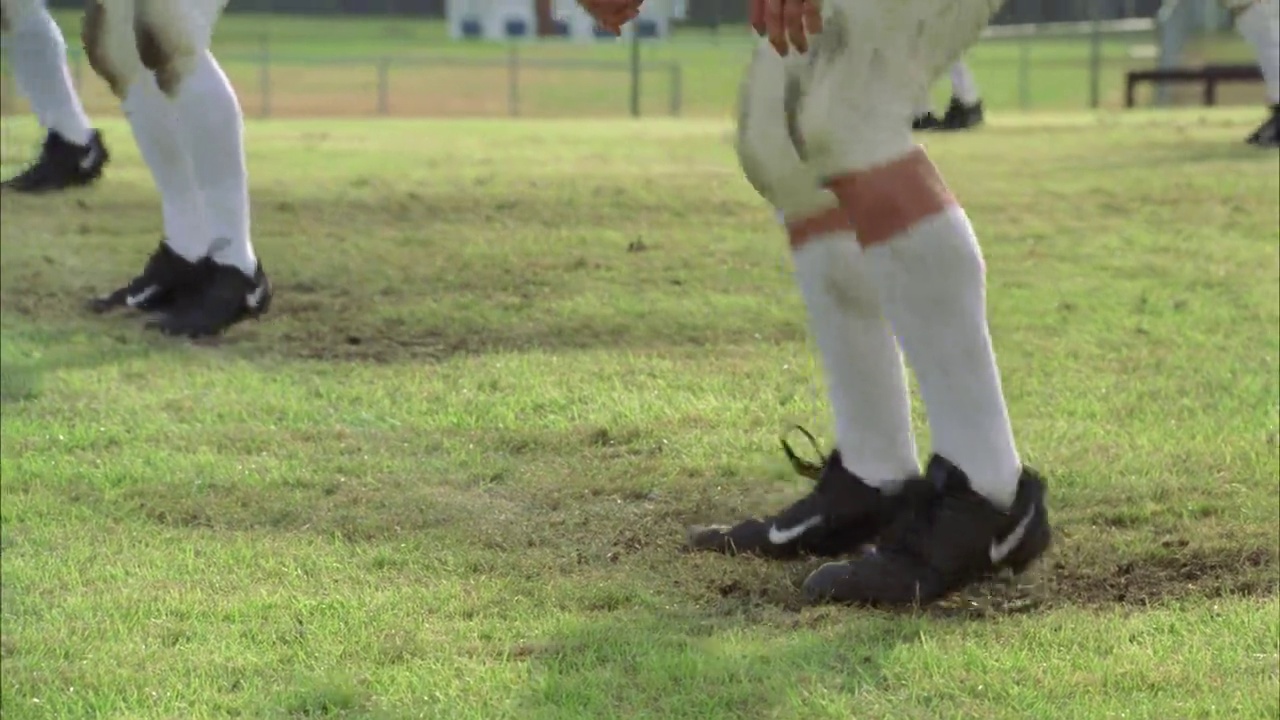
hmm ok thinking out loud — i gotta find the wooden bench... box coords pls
[1125,64,1263,108]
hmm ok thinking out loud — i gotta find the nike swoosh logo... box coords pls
[989,506,1036,564]
[80,145,101,172]
[245,283,267,309]
[767,515,823,545]
[126,285,160,307]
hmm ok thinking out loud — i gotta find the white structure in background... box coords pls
[447,0,683,41]
[555,0,680,40]
[447,0,533,40]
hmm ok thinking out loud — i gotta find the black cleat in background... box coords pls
[2,129,109,193]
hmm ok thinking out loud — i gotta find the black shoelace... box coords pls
[779,425,826,481]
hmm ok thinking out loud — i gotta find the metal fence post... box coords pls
[259,33,272,119]
[377,58,391,115]
[1156,0,1189,107]
[1088,1,1103,109]
[1,54,8,118]
[1,53,11,166]
[629,30,641,118]
[1018,35,1031,110]
[507,43,520,117]
[669,63,682,116]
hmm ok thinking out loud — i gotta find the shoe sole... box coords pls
[150,287,273,339]
[3,169,106,195]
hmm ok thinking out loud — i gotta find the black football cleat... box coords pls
[148,260,272,338]
[912,112,941,131]
[686,427,933,559]
[88,242,212,314]
[1245,105,1279,149]
[934,97,984,131]
[2,129,109,193]
[802,455,1051,607]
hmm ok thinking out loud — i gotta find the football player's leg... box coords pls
[948,59,980,105]
[1,0,108,191]
[796,0,1049,606]
[1227,0,1279,105]
[936,57,984,131]
[687,42,925,560]
[912,88,940,130]
[83,0,211,313]
[131,0,253,275]
[1223,0,1279,146]
[132,0,270,336]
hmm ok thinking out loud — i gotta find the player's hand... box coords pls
[750,0,823,55]
[577,0,643,34]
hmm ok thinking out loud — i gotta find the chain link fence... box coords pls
[3,1,1265,179]
[2,1,1262,128]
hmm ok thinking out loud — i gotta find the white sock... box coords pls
[1236,2,1280,104]
[171,52,257,275]
[949,61,982,105]
[123,76,209,262]
[4,9,94,145]
[862,207,1020,508]
[792,233,920,489]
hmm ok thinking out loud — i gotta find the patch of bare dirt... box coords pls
[701,541,1278,618]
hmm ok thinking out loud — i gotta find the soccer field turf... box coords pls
[1,110,1277,718]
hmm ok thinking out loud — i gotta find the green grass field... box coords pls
[0,13,1268,121]
[2,101,1278,717]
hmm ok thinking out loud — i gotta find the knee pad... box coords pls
[1,0,45,35]
[134,0,218,95]
[798,106,915,181]
[796,60,916,179]
[735,41,838,220]
[82,0,217,99]
[796,0,996,177]
[794,27,915,175]
[82,0,145,98]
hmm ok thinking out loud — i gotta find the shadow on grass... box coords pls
[512,608,920,720]
[0,318,172,405]
[0,184,803,366]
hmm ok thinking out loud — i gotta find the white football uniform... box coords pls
[738,0,1003,220]
[0,0,40,32]
[81,0,227,98]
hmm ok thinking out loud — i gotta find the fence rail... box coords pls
[0,45,683,120]
[0,14,1257,127]
[246,47,684,118]
[982,16,1156,38]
